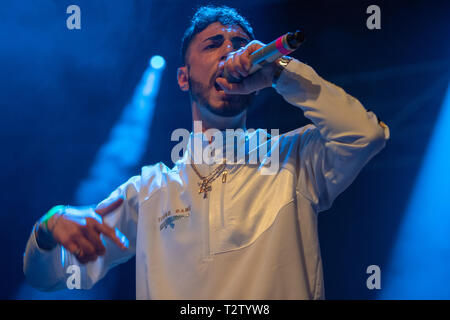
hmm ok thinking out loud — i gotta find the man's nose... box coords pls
[220,42,234,61]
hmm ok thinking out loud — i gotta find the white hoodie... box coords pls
[23,59,389,299]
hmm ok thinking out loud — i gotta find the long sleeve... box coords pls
[23,175,140,291]
[276,59,390,212]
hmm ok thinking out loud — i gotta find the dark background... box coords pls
[1,0,449,299]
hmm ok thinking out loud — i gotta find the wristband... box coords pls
[272,56,293,89]
[40,205,66,233]
[36,205,66,250]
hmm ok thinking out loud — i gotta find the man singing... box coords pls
[23,5,389,299]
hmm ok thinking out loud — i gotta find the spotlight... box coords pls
[150,55,165,70]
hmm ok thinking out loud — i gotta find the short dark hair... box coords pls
[180,5,255,64]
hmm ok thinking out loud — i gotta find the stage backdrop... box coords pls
[1,0,449,299]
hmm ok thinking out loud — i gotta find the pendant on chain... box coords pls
[198,179,212,198]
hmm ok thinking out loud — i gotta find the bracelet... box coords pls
[272,56,293,89]
[36,205,66,250]
[40,205,66,234]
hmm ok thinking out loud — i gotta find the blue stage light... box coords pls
[150,55,165,70]
[381,82,450,299]
[17,56,166,300]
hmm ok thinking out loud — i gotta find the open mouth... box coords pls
[214,81,224,92]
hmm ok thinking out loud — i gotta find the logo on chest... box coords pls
[158,205,191,231]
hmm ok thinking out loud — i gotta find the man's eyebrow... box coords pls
[202,34,250,43]
[232,36,250,43]
[202,34,224,43]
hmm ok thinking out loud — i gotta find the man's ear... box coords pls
[177,66,189,92]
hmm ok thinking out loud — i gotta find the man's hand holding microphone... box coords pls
[216,30,304,94]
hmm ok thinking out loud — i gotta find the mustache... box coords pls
[212,63,226,86]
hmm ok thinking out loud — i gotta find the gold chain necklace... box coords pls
[190,161,228,199]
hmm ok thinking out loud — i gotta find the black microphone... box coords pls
[223,30,305,83]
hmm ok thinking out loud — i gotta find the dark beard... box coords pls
[188,73,254,118]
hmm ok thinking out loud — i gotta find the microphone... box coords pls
[223,30,305,83]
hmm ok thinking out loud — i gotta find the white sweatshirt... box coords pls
[23,59,389,299]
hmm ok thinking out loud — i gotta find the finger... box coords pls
[234,50,248,77]
[244,41,264,70]
[247,41,264,54]
[64,241,90,264]
[216,77,249,95]
[64,241,79,255]
[76,251,91,265]
[234,62,247,78]
[225,55,240,79]
[74,236,98,263]
[82,220,106,256]
[93,221,127,250]
[240,51,252,74]
[65,241,90,265]
[95,196,124,217]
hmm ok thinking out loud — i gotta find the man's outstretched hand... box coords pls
[42,197,128,264]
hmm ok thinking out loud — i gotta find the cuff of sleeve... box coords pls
[23,224,66,290]
[34,222,58,250]
[367,110,390,140]
[274,59,323,104]
[32,222,58,253]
